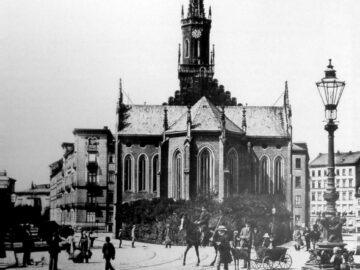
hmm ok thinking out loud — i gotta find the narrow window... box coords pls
[138,155,146,191]
[152,156,159,192]
[295,158,301,169]
[184,39,190,58]
[295,176,301,188]
[124,156,132,191]
[173,151,182,199]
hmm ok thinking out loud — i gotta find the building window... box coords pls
[312,192,316,201]
[198,148,213,196]
[349,192,353,201]
[197,40,201,58]
[349,168,353,176]
[227,150,238,195]
[86,212,96,223]
[349,179,353,187]
[312,170,315,177]
[184,39,190,58]
[312,180,315,189]
[295,195,301,207]
[260,157,270,194]
[124,155,132,191]
[174,151,182,199]
[317,192,322,201]
[138,155,146,191]
[324,170,327,176]
[336,169,339,176]
[274,157,283,194]
[295,176,301,188]
[342,169,346,176]
[318,181,321,189]
[88,172,97,183]
[318,170,321,177]
[342,191,346,201]
[152,155,159,192]
[109,155,114,163]
[295,158,301,169]
[336,179,340,188]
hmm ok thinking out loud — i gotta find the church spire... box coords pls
[187,0,205,18]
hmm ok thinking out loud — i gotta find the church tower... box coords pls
[167,0,237,106]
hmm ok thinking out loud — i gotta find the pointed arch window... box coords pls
[124,155,132,191]
[228,150,238,195]
[274,157,283,194]
[173,151,182,199]
[260,157,270,194]
[138,155,146,191]
[184,39,190,58]
[198,148,213,196]
[152,155,159,192]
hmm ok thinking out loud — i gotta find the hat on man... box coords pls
[263,233,270,238]
[218,225,227,231]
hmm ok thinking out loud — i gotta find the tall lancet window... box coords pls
[173,151,182,199]
[184,39,190,58]
[274,157,283,194]
[124,155,132,191]
[138,155,146,191]
[198,148,213,195]
[152,155,159,192]
[228,150,238,195]
[197,40,201,58]
[260,157,270,194]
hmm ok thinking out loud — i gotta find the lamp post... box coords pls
[271,207,276,234]
[303,60,346,270]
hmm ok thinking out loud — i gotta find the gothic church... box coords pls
[115,0,292,207]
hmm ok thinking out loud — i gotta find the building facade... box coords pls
[114,0,295,235]
[49,127,115,232]
[15,183,50,215]
[292,142,310,227]
[309,151,360,232]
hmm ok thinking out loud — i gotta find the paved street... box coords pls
[4,238,314,270]
[3,234,359,270]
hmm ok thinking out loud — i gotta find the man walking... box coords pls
[131,225,136,248]
[118,229,123,248]
[239,222,252,268]
[162,224,173,248]
[48,232,61,270]
[22,225,33,267]
[102,237,115,270]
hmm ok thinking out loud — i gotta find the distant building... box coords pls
[15,183,50,215]
[49,127,115,232]
[309,151,360,232]
[0,170,16,206]
[292,143,310,227]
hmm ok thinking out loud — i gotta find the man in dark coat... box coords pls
[22,225,33,267]
[102,237,115,270]
[48,232,61,270]
[213,225,232,270]
[195,206,210,245]
[162,224,173,248]
[239,222,253,268]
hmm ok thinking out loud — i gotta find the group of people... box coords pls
[293,224,321,251]
[212,222,276,270]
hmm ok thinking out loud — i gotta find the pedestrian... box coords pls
[131,225,136,248]
[102,236,115,270]
[22,225,33,267]
[66,232,75,259]
[304,226,311,251]
[162,224,173,248]
[232,230,240,248]
[239,222,252,268]
[89,230,96,248]
[213,225,232,270]
[79,230,91,263]
[293,226,302,251]
[48,231,61,270]
[262,233,270,248]
[252,227,263,250]
[311,224,320,250]
[118,229,123,248]
[330,247,344,270]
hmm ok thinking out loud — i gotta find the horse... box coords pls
[230,247,251,270]
[179,214,201,266]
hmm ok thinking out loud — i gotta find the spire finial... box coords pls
[181,5,184,19]
[328,59,333,69]
[163,107,169,131]
[209,6,212,18]
[242,103,247,133]
[187,105,191,124]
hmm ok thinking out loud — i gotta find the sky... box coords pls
[1,0,360,191]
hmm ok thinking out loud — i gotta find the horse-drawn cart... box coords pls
[250,247,292,270]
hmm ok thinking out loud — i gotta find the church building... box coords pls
[115,0,293,214]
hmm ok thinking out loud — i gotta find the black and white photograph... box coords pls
[1,0,360,269]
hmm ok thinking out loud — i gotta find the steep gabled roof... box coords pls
[168,97,243,134]
[310,151,360,167]
[225,106,290,138]
[119,105,187,136]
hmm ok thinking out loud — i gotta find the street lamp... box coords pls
[303,60,346,270]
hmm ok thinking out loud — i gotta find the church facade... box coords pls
[114,0,293,221]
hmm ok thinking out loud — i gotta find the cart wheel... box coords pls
[279,254,292,269]
[262,256,273,270]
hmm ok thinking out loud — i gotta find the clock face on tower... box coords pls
[192,28,202,39]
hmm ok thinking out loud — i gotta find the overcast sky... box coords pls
[1,0,360,190]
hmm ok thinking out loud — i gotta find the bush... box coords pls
[121,194,291,245]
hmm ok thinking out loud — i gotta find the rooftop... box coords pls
[310,151,360,167]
